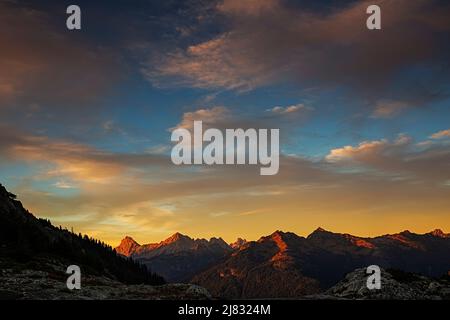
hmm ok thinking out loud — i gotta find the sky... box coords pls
[0,0,449,245]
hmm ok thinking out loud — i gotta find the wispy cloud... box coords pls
[371,100,409,119]
[325,134,450,183]
[430,129,450,139]
[267,104,311,115]
[145,0,450,115]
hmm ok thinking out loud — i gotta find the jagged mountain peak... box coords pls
[255,230,303,253]
[271,230,286,236]
[268,231,289,249]
[269,230,301,239]
[230,237,247,249]
[257,230,288,243]
[115,236,141,257]
[123,233,232,282]
[307,227,335,238]
[115,232,233,259]
[123,235,138,243]
[310,226,332,234]
[209,237,230,249]
[306,228,377,249]
[428,229,448,238]
[162,232,192,244]
[210,236,225,242]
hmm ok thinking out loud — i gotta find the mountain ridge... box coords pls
[191,227,450,298]
[117,227,449,256]
[116,233,232,258]
[115,227,449,298]
[116,232,233,282]
[0,183,165,286]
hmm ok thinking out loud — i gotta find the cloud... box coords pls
[0,1,122,122]
[0,126,169,183]
[144,35,270,91]
[217,0,278,16]
[53,181,77,189]
[145,145,171,155]
[146,0,450,112]
[173,104,312,132]
[173,106,232,130]
[430,129,450,139]
[169,104,312,153]
[371,100,410,119]
[4,125,450,244]
[327,140,389,163]
[326,135,411,163]
[1,1,449,243]
[267,104,310,115]
[325,134,450,183]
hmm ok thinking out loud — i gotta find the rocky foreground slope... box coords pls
[311,268,450,300]
[0,256,210,300]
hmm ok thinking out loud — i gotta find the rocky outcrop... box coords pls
[320,268,450,300]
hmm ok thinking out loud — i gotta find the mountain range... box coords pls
[116,233,233,282]
[1,182,449,300]
[117,227,450,298]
